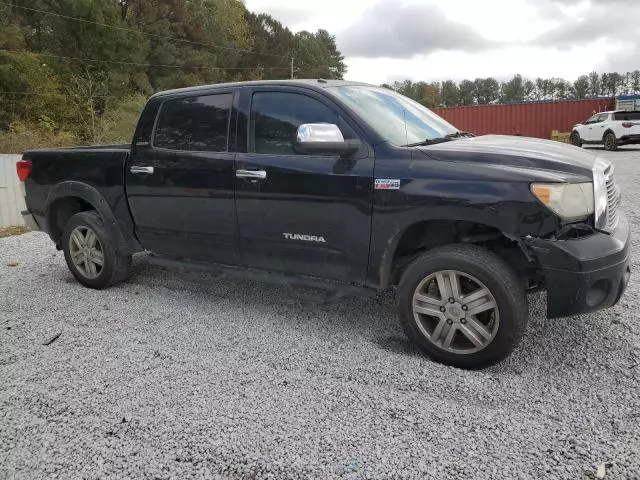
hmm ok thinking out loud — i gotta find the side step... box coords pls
[144,254,379,298]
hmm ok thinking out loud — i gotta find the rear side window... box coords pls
[613,111,640,121]
[251,92,339,155]
[154,93,232,151]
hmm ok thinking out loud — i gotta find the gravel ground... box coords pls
[2,146,640,480]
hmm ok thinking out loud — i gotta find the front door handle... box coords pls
[130,166,155,175]
[236,169,267,180]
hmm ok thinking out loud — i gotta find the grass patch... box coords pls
[0,226,30,238]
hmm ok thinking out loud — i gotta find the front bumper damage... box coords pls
[525,213,630,318]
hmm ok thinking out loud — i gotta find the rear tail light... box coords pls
[622,122,637,128]
[16,159,32,182]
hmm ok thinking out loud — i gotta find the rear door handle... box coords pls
[236,169,267,180]
[130,166,154,175]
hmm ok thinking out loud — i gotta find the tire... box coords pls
[570,131,582,147]
[396,244,528,369]
[61,211,131,289]
[603,132,618,151]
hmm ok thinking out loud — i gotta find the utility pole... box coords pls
[290,57,294,80]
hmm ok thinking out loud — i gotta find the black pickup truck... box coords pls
[18,80,631,368]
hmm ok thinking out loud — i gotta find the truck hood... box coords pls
[418,135,601,178]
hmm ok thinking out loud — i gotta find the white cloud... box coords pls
[244,0,640,84]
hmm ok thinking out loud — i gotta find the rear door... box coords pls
[613,111,640,137]
[234,87,374,283]
[126,90,241,264]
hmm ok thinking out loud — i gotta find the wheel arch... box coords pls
[377,218,532,289]
[603,129,616,140]
[45,181,140,255]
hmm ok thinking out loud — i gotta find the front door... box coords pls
[583,113,608,142]
[126,91,241,264]
[234,88,374,283]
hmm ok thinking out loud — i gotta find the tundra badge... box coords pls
[283,233,326,243]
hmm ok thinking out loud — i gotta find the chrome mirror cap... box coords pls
[296,123,345,143]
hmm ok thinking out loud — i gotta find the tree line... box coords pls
[0,0,346,151]
[384,71,640,109]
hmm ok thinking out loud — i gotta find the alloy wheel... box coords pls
[68,226,104,279]
[412,270,500,354]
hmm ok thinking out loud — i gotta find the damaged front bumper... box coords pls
[525,213,631,318]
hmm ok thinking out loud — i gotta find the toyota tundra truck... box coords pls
[17,80,631,368]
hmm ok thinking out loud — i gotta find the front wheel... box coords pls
[603,132,618,151]
[62,211,131,289]
[570,131,582,147]
[396,244,528,369]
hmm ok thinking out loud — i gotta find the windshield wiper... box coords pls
[403,131,474,147]
[403,137,450,147]
[403,130,475,147]
[444,130,475,139]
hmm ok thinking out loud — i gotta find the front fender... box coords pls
[368,208,507,289]
[366,198,555,289]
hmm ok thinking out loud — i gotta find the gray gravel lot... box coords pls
[2,146,640,480]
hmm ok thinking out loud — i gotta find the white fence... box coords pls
[0,154,25,228]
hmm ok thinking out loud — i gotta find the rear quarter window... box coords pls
[613,111,640,121]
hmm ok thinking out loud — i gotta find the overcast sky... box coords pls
[244,0,640,85]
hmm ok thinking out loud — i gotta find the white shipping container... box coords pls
[0,154,26,228]
[616,97,640,111]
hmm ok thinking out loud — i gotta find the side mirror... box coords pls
[295,123,360,156]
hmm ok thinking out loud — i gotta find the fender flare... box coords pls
[45,181,139,255]
[602,129,616,141]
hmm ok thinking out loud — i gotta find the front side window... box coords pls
[328,85,458,146]
[251,92,339,155]
[596,113,610,123]
[154,93,232,151]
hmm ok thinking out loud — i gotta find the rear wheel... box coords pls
[62,211,131,289]
[396,244,528,369]
[604,132,618,151]
[570,131,582,147]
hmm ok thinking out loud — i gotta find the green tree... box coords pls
[458,80,476,105]
[523,79,535,100]
[551,78,573,99]
[416,81,442,108]
[0,52,69,129]
[295,29,346,79]
[588,71,601,97]
[474,78,500,104]
[601,72,624,97]
[501,74,526,102]
[631,70,640,94]
[441,80,459,106]
[573,75,589,98]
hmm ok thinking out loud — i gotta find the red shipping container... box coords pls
[432,98,615,139]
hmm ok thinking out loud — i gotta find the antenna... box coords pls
[403,109,408,147]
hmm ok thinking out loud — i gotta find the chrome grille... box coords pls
[605,166,621,230]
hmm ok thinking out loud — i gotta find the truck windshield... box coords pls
[328,85,459,147]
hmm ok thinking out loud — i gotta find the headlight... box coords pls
[531,182,594,222]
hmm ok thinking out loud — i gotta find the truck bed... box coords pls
[23,144,132,239]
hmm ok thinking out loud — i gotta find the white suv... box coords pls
[570,111,640,151]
